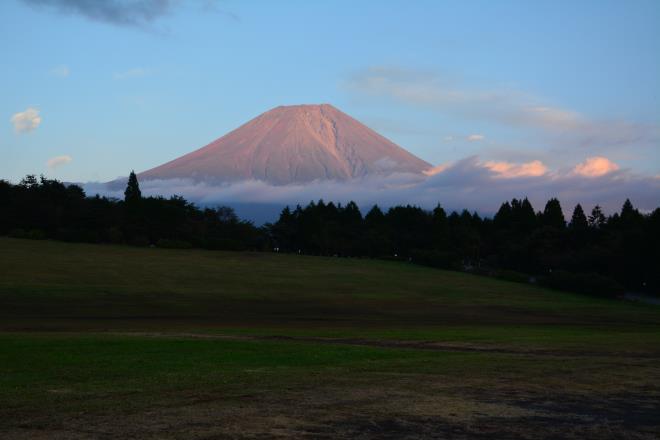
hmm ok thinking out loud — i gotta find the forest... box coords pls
[1,173,658,297]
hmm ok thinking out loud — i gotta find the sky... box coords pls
[1,0,659,215]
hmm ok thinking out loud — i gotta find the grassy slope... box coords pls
[1,237,659,349]
[1,237,659,438]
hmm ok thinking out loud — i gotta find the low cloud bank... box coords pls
[83,156,659,221]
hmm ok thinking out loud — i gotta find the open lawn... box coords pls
[1,237,659,439]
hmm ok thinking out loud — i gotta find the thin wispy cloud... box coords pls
[346,67,660,151]
[483,160,548,178]
[200,0,240,21]
[10,107,42,133]
[114,67,149,80]
[47,155,72,169]
[466,134,485,142]
[50,64,70,78]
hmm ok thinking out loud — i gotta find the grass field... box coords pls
[1,237,659,439]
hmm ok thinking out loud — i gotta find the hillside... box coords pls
[1,237,659,439]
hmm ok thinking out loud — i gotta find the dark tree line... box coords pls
[269,198,660,297]
[0,173,263,250]
[1,173,659,297]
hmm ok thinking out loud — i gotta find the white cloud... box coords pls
[47,155,72,169]
[483,160,548,178]
[10,107,42,133]
[572,156,620,177]
[466,134,485,142]
[423,163,450,176]
[83,156,659,220]
[114,67,149,80]
[50,65,70,77]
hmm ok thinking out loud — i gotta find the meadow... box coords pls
[1,237,659,439]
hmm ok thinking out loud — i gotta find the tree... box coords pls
[519,198,537,231]
[620,198,643,228]
[588,205,606,229]
[569,204,588,230]
[124,171,142,203]
[19,174,39,189]
[431,204,449,249]
[494,201,512,229]
[215,206,239,224]
[541,198,565,229]
[365,205,385,227]
[364,205,388,257]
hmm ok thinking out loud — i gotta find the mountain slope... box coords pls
[140,104,431,185]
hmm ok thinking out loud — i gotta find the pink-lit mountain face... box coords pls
[139,104,431,185]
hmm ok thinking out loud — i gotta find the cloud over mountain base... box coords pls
[83,156,660,222]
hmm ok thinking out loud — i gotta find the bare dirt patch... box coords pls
[3,384,658,440]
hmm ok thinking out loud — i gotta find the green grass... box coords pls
[1,237,657,326]
[2,333,654,417]
[1,236,659,351]
[1,237,659,437]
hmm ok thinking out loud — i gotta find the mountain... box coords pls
[139,104,431,185]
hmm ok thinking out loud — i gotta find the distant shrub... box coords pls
[128,235,150,247]
[156,238,193,249]
[8,228,26,239]
[378,255,404,262]
[409,249,459,270]
[56,228,100,243]
[26,229,47,240]
[203,238,245,251]
[104,227,123,244]
[496,270,530,284]
[539,270,624,298]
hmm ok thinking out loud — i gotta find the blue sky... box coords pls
[1,0,659,196]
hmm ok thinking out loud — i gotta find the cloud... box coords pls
[20,0,237,29]
[50,64,70,77]
[21,0,173,28]
[346,67,659,151]
[47,155,73,169]
[466,134,485,142]
[423,164,450,176]
[113,67,149,80]
[10,107,42,133]
[83,156,659,221]
[483,160,548,178]
[572,156,620,177]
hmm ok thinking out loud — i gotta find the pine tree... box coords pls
[570,204,588,229]
[124,171,142,203]
[494,201,512,229]
[365,205,385,227]
[520,198,537,231]
[542,198,566,229]
[620,198,642,227]
[588,205,606,229]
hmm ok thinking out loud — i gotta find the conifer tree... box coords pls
[588,205,606,229]
[124,171,142,203]
[570,204,588,229]
[542,198,566,229]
